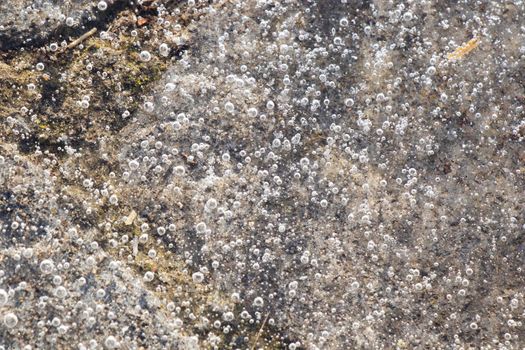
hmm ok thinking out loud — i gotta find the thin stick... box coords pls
[250,314,269,350]
[67,28,97,49]
[447,37,479,61]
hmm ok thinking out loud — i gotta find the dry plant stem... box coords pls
[67,28,98,49]
[251,314,269,350]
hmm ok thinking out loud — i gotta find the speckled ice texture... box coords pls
[1,0,525,349]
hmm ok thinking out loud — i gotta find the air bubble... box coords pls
[205,198,218,211]
[225,101,235,113]
[97,1,108,11]
[247,107,258,118]
[345,98,354,107]
[55,286,68,298]
[96,288,106,299]
[139,51,152,62]
[4,313,18,328]
[195,222,207,234]
[174,166,185,176]
[144,271,155,282]
[104,336,119,349]
[109,194,118,205]
[40,259,55,274]
[159,43,170,57]
[192,272,204,283]
[129,160,139,170]
[223,311,234,322]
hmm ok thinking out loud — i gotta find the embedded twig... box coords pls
[67,28,98,49]
[447,37,479,60]
[250,314,269,350]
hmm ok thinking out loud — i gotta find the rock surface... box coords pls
[1,0,525,349]
[0,0,128,50]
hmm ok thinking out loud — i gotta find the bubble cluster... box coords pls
[0,0,524,349]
